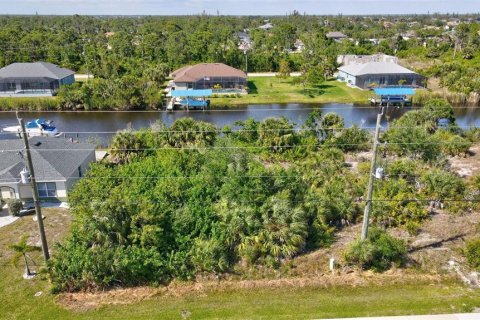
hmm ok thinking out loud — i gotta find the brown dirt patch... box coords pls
[0,207,71,264]
[449,145,480,177]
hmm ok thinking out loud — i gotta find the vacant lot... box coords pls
[211,77,370,106]
[1,207,480,320]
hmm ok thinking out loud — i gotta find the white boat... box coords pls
[2,118,61,137]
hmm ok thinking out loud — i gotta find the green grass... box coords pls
[211,77,370,106]
[1,269,479,320]
[1,209,479,320]
[0,96,59,111]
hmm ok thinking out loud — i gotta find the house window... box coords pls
[37,182,57,198]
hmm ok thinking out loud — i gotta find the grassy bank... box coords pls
[0,96,60,111]
[1,209,479,320]
[0,78,369,111]
[210,77,370,106]
[1,265,478,320]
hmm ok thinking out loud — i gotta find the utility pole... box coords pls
[361,106,384,241]
[244,49,248,73]
[17,116,50,261]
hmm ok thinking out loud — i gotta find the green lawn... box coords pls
[1,209,479,320]
[0,96,59,111]
[210,77,370,106]
[1,268,479,320]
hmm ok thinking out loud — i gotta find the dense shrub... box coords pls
[420,169,466,201]
[57,77,163,111]
[51,117,363,291]
[433,131,471,156]
[7,199,23,217]
[465,238,480,271]
[344,228,407,272]
[326,125,370,152]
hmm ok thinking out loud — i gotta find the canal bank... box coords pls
[1,103,480,145]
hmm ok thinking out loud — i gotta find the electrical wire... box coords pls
[1,124,480,135]
[0,140,476,153]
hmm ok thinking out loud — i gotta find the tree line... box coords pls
[1,15,479,108]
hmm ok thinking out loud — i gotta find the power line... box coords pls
[0,174,465,184]
[70,198,480,207]
[0,140,476,153]
[2,124,480,135]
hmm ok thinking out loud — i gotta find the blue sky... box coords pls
[0,0,478,15]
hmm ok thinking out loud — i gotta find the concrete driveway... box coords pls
[0,208,18,228]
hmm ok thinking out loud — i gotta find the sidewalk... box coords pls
[0,211,18,228]
[0,202,68,229]
[319,313,480,320]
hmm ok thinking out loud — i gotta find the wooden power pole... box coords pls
[361,106,384,241]
[17,116,50,261]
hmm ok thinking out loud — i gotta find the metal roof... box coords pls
[374,88,416,95]
[338,62,418,76]
[171,89,212,97]
[0,62,74,80]
[326,31,347,38]
[0,137,95,183]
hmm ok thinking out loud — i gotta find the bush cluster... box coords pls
[344,229,407,272]
[465,238,480,271]
[6,199,23,217]
[50,116,364,292]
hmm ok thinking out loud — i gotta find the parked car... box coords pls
[18,205,35,217]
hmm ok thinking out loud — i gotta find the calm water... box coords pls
[1,103,480,145]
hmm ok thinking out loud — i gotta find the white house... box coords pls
[0,137,95,202]
[337,54,399,66]
[337,62,425,89]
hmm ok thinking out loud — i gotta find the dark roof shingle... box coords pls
[0,137,94,183]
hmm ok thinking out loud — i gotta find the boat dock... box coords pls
[369,87,416,107]
[168,89,212,111]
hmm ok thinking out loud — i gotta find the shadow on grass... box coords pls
[247,81,258,94]
[300,88,325,98]
[313,83,335,90]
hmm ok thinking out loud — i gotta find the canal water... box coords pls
[1,103,480,144]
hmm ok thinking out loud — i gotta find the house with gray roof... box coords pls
[0,62,75,97]
[0,137,95,202]
[337,62,425,89]
[259,22,274,31]
[326,31,348,42]
[337,54,398,66]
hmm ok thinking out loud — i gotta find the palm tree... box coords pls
[109,129,146,164]
[9,235,41,276]
[239,199,308,265]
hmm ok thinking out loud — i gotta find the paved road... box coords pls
[319,314,480,320]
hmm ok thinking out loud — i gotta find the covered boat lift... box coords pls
[370,88,416,106]
[168,89,212,111]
